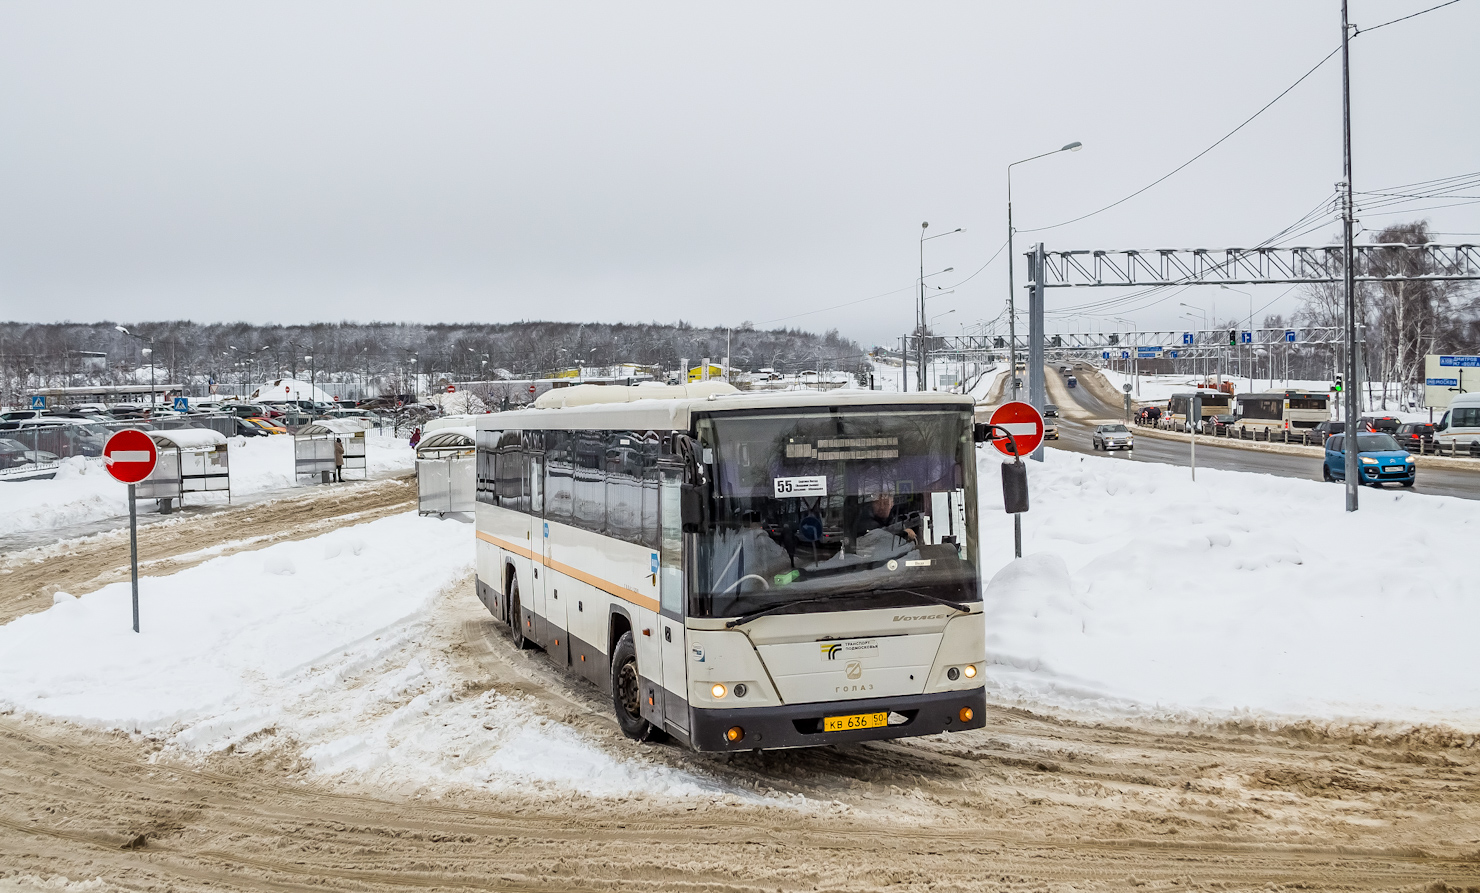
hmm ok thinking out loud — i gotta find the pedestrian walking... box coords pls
[333,436,345,482]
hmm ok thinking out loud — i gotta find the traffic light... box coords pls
[1333,374,1343,393]
[1228,330,1237,347]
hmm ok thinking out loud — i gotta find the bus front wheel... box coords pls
[611,631,660,742]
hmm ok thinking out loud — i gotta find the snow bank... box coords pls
[977,447,1480,728]
[0,512,717,798]
[0,431,414,539]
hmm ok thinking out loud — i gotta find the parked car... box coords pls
[0,409,46,422]
[1093,424,1134,451]
[1394,422,1437,453]
[233,418,267,437]
[1358,415,1401,434]
[0,438,60,469]
[1309,420,1345,443]
[1323,432,1415,487]
[246,417,288,435]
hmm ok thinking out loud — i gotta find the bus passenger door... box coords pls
[657,468,689,733]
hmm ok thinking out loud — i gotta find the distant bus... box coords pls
[1166,390,1232,428]
[473,385,986,752]
[1234,390,1330,433]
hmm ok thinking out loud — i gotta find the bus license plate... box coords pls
[824,711,888,732]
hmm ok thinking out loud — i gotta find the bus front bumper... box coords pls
[689,687,986,751]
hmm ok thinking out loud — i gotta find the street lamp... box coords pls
[115,325,157,408]
[1007,141,1082,402]
[1113,316,1139,396]
[916,222,964,391]
[1221,285,1253,392]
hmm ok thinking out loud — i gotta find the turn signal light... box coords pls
[711,683,727,699]
[959,707,974,723]
[726,726,744,743]
[963,664,977,678]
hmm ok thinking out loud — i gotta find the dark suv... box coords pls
[1309,420,1345,443]
[1359,415,1401,434]
[1394,422,1437,452]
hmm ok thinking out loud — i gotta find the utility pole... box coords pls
[1341,0,1359,512]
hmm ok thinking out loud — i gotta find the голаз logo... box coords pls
[821,643,842,660]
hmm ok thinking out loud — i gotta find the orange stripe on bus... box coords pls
[476,530,662,614]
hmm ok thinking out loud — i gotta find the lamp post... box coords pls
[1221,285,1253,393]
[917,222,964,391]
[115,326,156,408]
[1113,316,1139,396]
[1007,141,1082,402]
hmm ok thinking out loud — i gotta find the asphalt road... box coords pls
[1047,368,1480,501]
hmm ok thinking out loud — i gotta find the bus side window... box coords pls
[640,432,661,551]
[546,430,574,521]
[574,430,606,533]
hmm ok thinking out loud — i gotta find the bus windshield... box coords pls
[691,407,978,619]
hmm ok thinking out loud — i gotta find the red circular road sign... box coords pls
[988,401,1045,457]
[103,429,158,484]
[528,384,537,394]
[446,384,456,393]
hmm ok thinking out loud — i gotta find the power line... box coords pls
[1017,45,1342,235]
[1357,0,1468,34]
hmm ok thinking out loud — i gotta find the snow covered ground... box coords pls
[1,439,1477,804]
[0,512,719,800]
[0,432,414,540]
[977,446,1480,729]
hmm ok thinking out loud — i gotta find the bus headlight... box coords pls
[711,683,727,699]
[963,664,977,678]
[946,667,960,681]
[726,726,744,742]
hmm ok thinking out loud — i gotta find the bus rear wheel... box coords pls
[509,578,530,650]
[610,631,660,742]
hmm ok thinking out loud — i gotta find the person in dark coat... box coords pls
[333,436,345,482]
[409,427,422,449]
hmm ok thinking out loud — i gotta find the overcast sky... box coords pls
[2,1,1476,346]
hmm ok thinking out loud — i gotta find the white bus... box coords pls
[1234,390,1331,434]
[473,384,986,751]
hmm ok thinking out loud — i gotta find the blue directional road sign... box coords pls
[30,395,45,410]
[1120,350,1130,360]
[1182,333,1194,345]
[1439,355,1480,367]
[1170,350,1179,359]
[1241,331,1253,344]
[1285,330,1297,343]
[173,397,189,412]
[1136,346,1161,358]
[1102,351,1110,360]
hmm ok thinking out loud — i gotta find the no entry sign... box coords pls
[988,401,1045,457]
[103,429,158,484]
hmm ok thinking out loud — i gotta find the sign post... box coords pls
[988,402,1045,558]
[103,430,157,633]
[1190,394,1202,482]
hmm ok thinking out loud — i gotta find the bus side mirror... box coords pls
[680,485,704,531]
[974,422,991,443]
[1001,461,1029,515]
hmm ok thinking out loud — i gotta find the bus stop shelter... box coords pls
[294,419,368,483]
[137,428,231,511]
[416,427,475,515]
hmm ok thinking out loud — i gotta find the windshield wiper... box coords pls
[722,587,971,629]
[866,586,972,614]
[724,595,840,629]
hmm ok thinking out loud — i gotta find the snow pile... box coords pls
[0,512,714,798]
[977,447,1480,728]
[0,431,414,539]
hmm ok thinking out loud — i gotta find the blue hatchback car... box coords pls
[1323,432,1416,487]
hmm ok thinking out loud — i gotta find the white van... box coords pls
[1435,393,1480,448]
